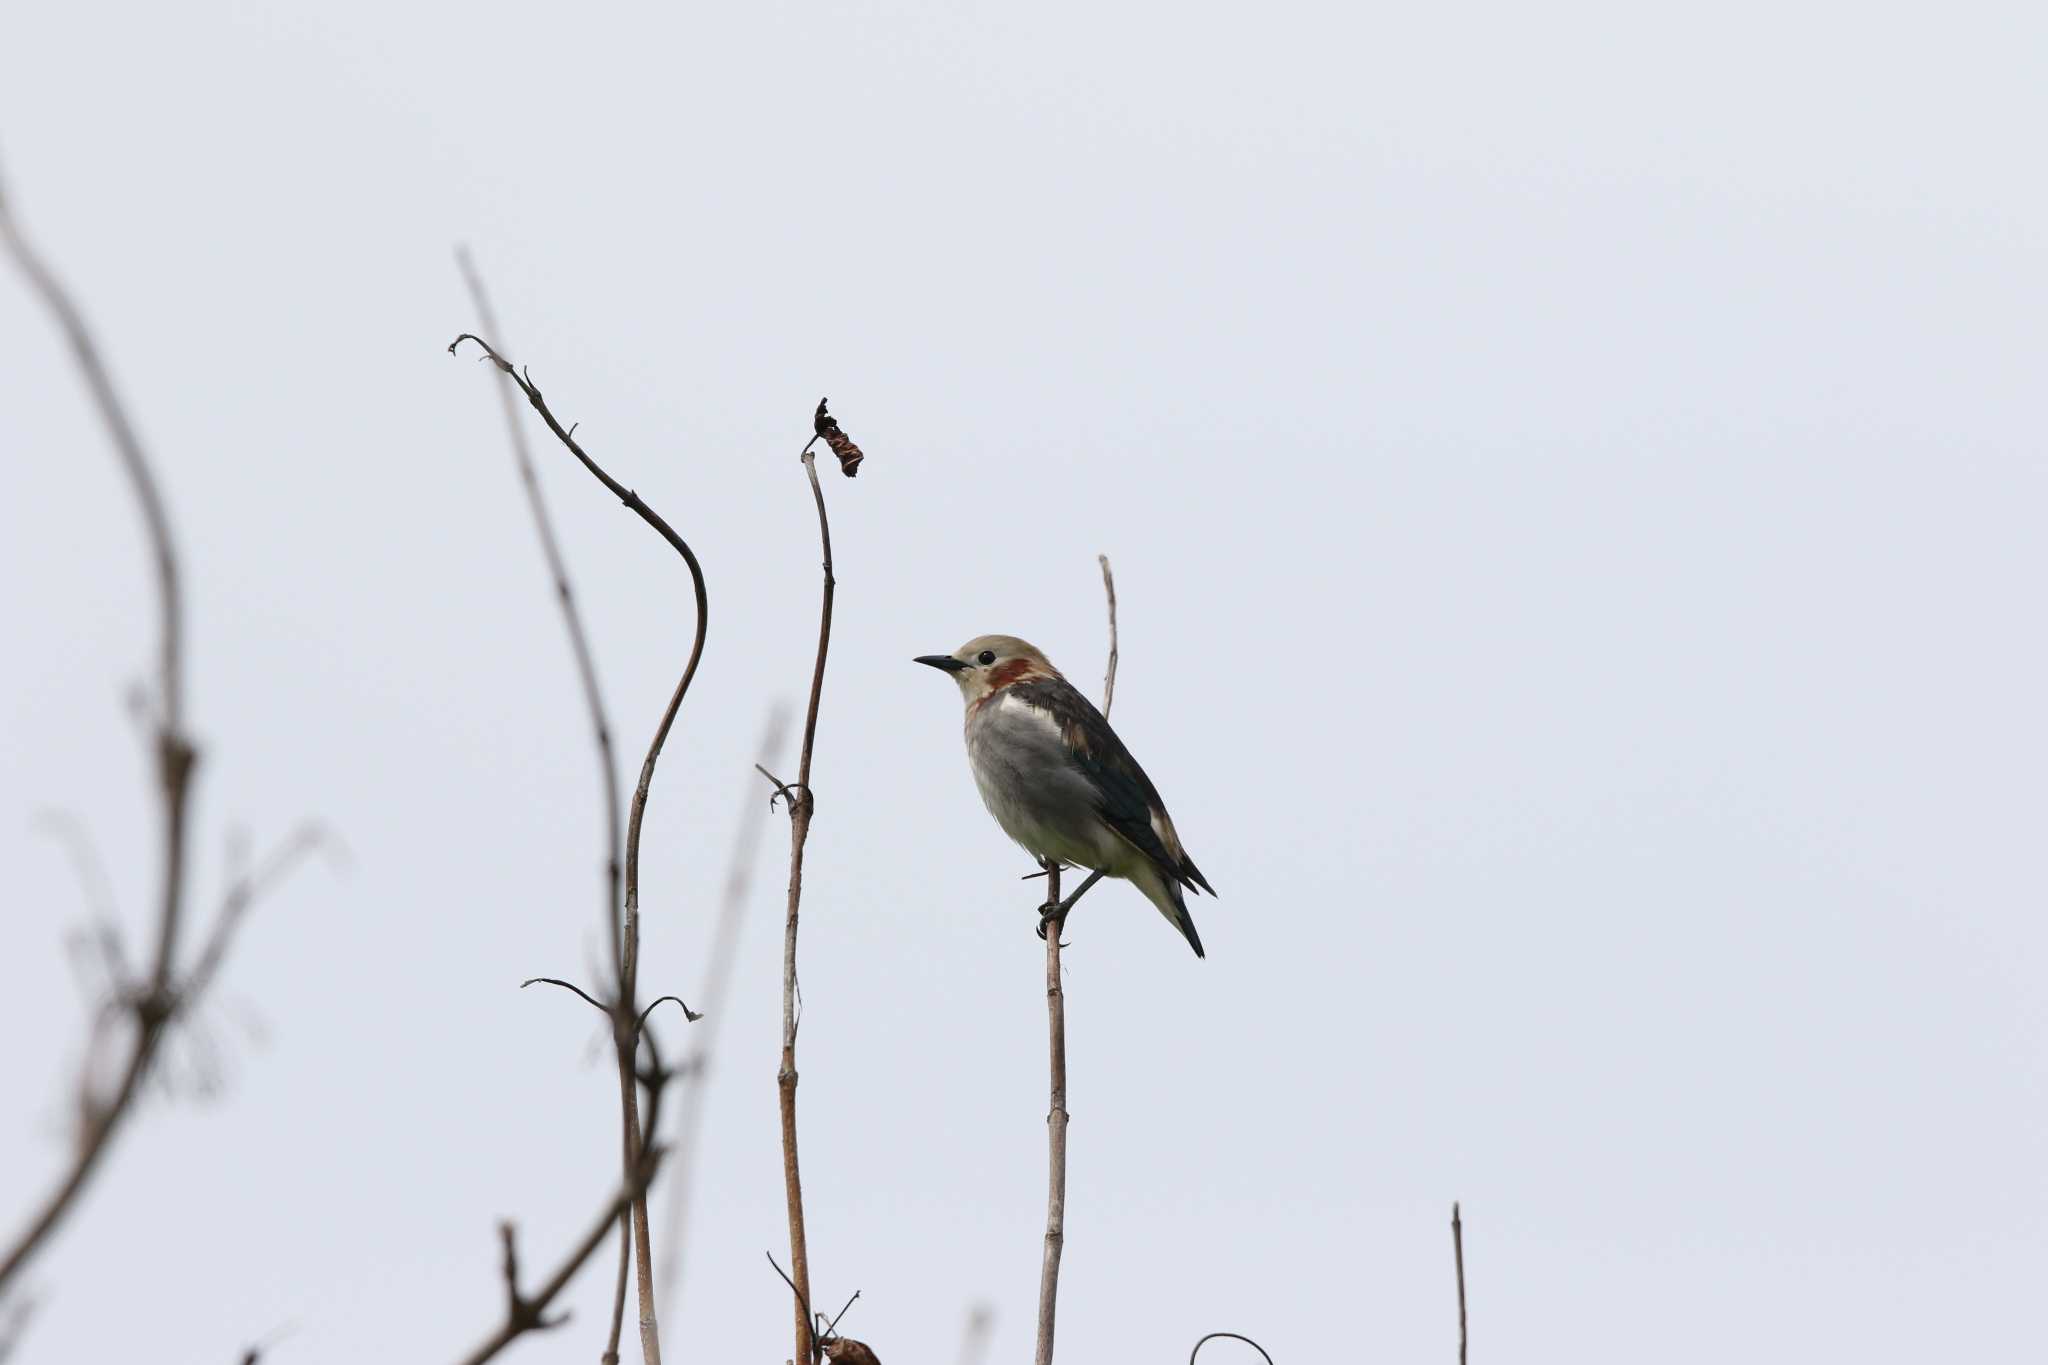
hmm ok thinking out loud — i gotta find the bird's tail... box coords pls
[1139,863,1205,959]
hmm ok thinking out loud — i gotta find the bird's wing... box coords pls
[1007,678,1215,897]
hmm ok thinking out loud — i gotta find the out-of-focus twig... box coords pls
[0,170,313,1298]
[657,710,789,1320]
[955,1303,995,1365]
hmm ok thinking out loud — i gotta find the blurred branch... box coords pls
[0,171,313,1298]
[450,320,710,1365]
[657,710,789,1319]
[955,1304,994,1365]
[1452,1201,1467,1365]
[768,399,865,1365]
[0,1297,38,1365]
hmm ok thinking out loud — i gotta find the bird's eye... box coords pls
[977,650,997,666]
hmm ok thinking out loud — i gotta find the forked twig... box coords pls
[1,170,316,1298]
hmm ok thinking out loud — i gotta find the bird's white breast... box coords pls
[963,691,1123,872]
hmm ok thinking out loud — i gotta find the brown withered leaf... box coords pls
[822,1337,883,1365]
[813,397,865,478]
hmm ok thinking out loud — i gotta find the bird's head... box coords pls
[914,634,1060,706]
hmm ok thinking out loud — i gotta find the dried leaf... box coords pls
[823,1339,883,1365]
[813,397,865,477]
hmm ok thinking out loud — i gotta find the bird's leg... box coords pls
[1035,868,1106,943]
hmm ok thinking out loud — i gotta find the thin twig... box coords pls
[1188,1332,1276,1364]
[1035,556,1119,1364]
[453,259,645,1364]
[657,709,788,1317]
[1034,854,1068,1365]
[450,328,709,1365]
[773,415,849,1365]
[1452,1201,1467,1365]
[181,826,336,1007]
[455,252,626,985]
[453,1144,668,1365]
[0,170,198,1296]
[520,978,609,1013]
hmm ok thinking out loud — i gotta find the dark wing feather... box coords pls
[1008,678,1214,896]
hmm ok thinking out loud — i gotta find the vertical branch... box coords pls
[1452,1202,1468,1365]
[450,253,638,1365]
[1035,554,1119,1365]
[771,423,841,1365]
[448,332,709,1365]
[1034,858,1067,1365]
[0,165,196,1295]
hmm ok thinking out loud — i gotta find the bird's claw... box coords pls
[1035,901,1070,947]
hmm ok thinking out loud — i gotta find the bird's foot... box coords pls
[1036,900,1071,947]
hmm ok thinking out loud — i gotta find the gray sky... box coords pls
[4,2,2045,1361]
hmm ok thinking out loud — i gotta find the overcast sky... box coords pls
[4,3,2045,1362]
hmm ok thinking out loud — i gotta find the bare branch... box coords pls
[520,977,609,1014]
[772,411,858,1365]
[498,1221,569,1334]
[1188,1332,1276,1364]
[1452,1201,1467,1365]
[0,166,199,1297]
[1035,556,1119,1364]
[636,996,702,1030]
[455,252,626,986]
[451,318,710,1365]
[453,1144,667,1365]
[1033,855,1069,1365]
[453,260,643,1364]
[182,825,338,1007]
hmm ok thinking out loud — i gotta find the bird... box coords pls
[915,634,1214,957]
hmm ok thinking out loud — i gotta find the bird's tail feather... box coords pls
[1141,864,1206,958]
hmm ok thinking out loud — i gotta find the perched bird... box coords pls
[915,634,1215,957]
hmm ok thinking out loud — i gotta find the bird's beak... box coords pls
[914,654,969,673]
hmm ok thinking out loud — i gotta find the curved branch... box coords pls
[450,326,709,1365]
[1187,1332,1275,1365]
[0,170,197,1296]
